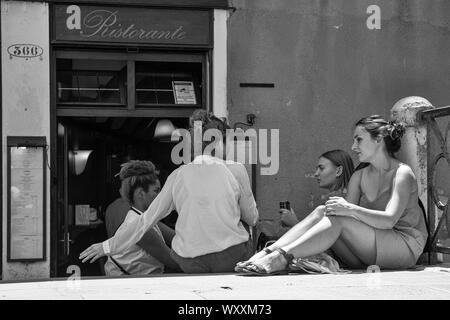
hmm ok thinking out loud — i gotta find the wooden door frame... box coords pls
[0,4,3,279]
[49,47,210,277]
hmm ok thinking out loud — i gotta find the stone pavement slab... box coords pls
[0,264,449,300]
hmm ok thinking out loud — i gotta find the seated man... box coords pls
[104,160,181,276]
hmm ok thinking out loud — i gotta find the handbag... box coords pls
[288,253,351,274]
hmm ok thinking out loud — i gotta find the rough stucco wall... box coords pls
[2,1,50,279]
[227,0,450,223]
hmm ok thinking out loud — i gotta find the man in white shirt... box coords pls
[81,110,259,273]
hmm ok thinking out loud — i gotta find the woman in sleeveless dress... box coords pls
[238,115,428,273]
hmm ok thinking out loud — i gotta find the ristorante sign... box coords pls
[53,4,211,46]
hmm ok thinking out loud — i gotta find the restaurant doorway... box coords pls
[55,116,188,277]
[51,48,208,277]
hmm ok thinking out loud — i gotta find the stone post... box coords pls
[390,96,434,209]
[390,97,436,263]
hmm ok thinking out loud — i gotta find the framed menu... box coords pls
[7,137,47,262]
[172,81,197,104]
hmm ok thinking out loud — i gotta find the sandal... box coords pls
[238,248,293,276]
[275,248,294,265]
[234,247,274,272]
[239,263,289,276]
[243,268,289,277]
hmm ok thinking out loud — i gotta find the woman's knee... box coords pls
[323,214,339,223]
[312,205,326,220]
[328,215,354,227]
[325,215,357,231]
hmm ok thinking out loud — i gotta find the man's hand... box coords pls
[79,243,106,263]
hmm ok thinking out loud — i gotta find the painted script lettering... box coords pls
[81,10,186,41]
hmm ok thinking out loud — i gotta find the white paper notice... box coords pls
[9,147,44,260]
[11,236,42,260]
[172,81,197,104]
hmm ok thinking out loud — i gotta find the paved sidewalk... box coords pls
[0,264,449,300]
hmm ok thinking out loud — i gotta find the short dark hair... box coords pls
[118,160,158,205]
[189,109,230,154]
[355,115,405,156]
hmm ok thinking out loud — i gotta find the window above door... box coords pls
[57,59,127,106]
[135,61,202,107]
[54,51,206,115]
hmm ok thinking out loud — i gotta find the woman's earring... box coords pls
[376,135,383,143]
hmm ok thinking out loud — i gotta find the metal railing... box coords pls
[420,106,450,259]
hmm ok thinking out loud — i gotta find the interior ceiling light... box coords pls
[69,150,93,175]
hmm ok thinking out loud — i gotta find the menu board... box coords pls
[172,81,197,104]
[8,145,45,261]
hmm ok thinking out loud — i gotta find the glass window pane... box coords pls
[56,59,127,105]
[135,61,202,106]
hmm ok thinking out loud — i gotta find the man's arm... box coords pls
[137,228,181,272]
[232,164,259,226]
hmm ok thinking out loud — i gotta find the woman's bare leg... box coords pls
[249,216,376,273]
[331,238,365,269]
[266,205,327,251]
[239,206,326,266]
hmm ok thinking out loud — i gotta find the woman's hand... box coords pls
[325,196,354,216]
[79,243,106,263]
[279,208,299,227]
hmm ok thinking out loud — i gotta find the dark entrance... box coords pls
[50,49,207,277]
[55,116,188,277]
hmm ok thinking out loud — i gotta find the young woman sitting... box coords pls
[238,115,428,274]
[279,149,354,228]
[103,160,181,276]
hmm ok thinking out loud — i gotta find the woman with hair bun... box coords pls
[80,109,258,273]
[238,115,428,274]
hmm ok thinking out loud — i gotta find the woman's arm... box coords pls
[137,228,181,272]
[344,169,362,205]
[326,165,415,229]
[79,168,179,263]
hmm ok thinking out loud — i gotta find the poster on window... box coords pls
[172,81,197,105]
[9,146,45,261]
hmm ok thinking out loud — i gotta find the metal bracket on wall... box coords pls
[233,113,256,130]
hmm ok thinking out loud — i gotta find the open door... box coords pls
[56,121,72,276]
[53,117,185,277]
[56,120,108,277]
